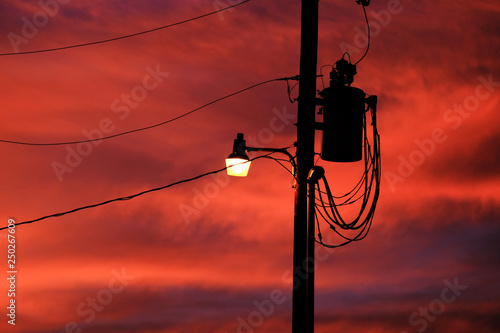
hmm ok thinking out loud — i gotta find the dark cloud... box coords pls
[425,130,500,182]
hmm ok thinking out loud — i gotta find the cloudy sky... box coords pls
[0,0,499,332]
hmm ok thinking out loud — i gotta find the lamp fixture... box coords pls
[225,133,296,178]
[225,133,251,177]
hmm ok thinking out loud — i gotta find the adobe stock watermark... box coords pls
[384,74,500,192]
[51,64,169,182]
[178,105,296,224]
[54,268,135,333]
[227,236,335,333]
[7,0,70,53]
[212,0,246,21]
[340,0,412,56]
[6,219,17,326]
[401,276,467,333]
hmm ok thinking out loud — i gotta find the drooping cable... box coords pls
[286,80,299,103]
[0,0,251,56]
[319,65,333,89]
[261,147,297,179]
[0,152,280,231]
[315,96,380,248]
[0,78,282,146]
[354,2,371,65]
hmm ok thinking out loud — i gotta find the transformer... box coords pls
[319,85,366,162]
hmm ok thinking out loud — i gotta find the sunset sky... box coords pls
[1,0,499,332]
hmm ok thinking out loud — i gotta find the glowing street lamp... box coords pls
[224,1,378,330]
[225,133,296,178]
[225,155,251,177]
[225,133,251,177]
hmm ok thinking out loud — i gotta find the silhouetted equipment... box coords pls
[226,133,296,178]
[229,133,248,157]
[356,0,371,6]
[313,55,380,250]
[225,133,251,177]
[226,1,378,332]
[317,57,376,163]
[319,85,365,162]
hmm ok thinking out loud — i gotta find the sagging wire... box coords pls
[278,75,300,104]
[0,152,278,231]
[283,74,326,103]
[320,157,373,203]
[315,96,380,248]
[287,81,300,103]
[319,54,353,89]
[0,78,286,146]
[354,0,371,65]
[319,65,333,89]
[262,156,295,178]
[342,52,352,64]
[0,0,252,56]
[256,142,297,179]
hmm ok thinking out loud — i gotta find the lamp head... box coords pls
[225,133,251,177]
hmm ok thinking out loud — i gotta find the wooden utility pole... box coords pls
[292,0,319,332]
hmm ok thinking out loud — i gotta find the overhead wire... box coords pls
[1,0,380,248]
[0,150,292,231]
[261,146,297,179]
[0,78,282,146]
[314,96,380,248]
[354,2,371,65]
[313,1,378,247]
[286,80,299,103]
[319,65,333,89]
[0,0,251,56]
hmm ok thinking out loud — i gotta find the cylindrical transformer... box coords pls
[320,86,366,162]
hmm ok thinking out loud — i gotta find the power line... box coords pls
[0,78,281,146]
[354,2,371,65]
[0,0,251,56]
[315,96,380,248]
[0,152,284,231]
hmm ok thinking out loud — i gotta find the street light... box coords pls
[225,133,251,177]
[224,132,311,333]
[226,133,296,178]
[225,157,251,177]
[224,1,378,330]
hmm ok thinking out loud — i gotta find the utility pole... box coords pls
[292,0,319,332]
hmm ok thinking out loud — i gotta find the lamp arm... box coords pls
[245,146,296,177]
